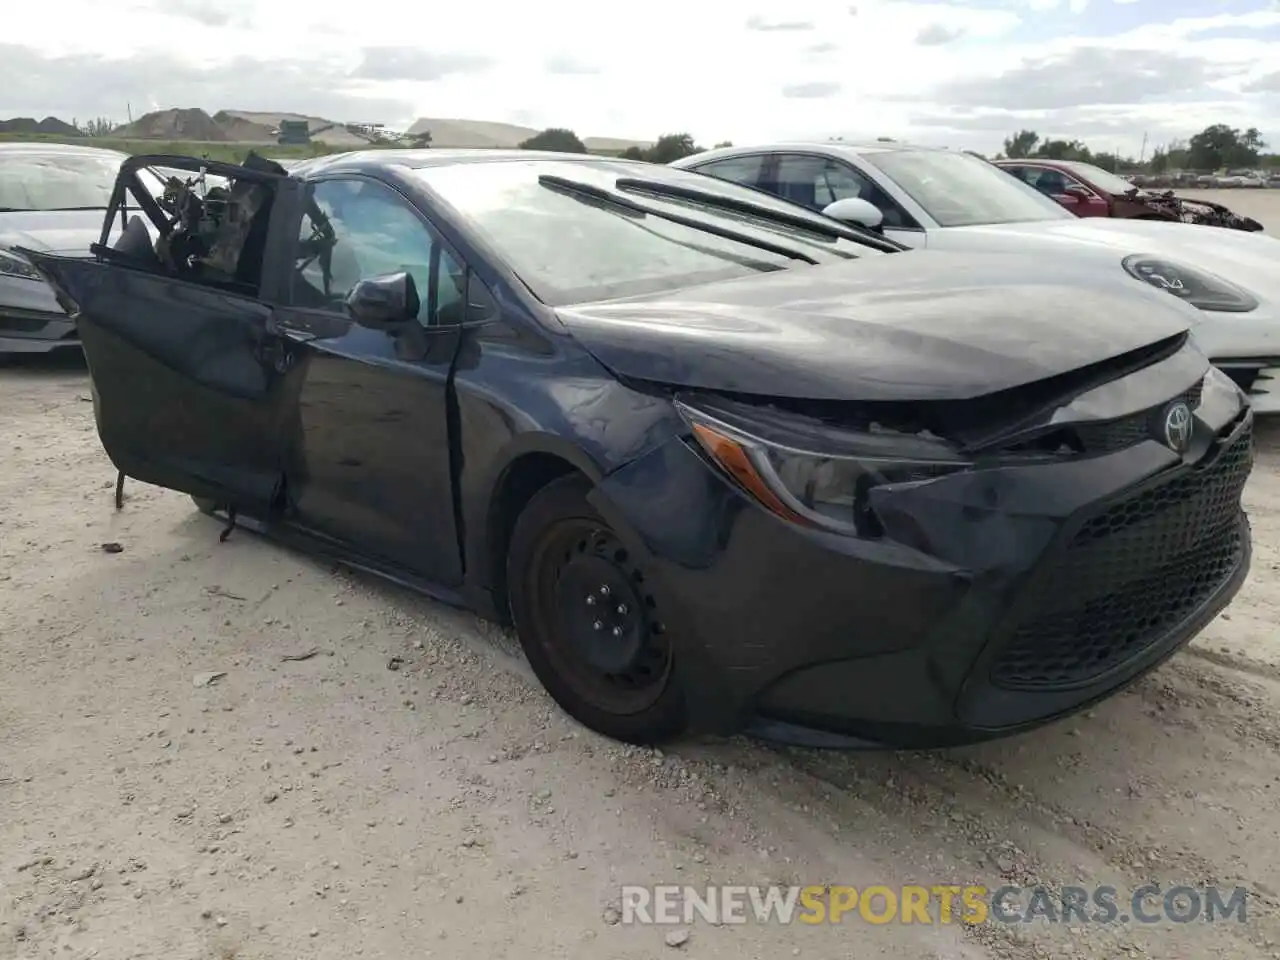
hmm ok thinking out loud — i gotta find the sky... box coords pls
[3,0,1279,156]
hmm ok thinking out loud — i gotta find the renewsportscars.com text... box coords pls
[620,884,1249,926]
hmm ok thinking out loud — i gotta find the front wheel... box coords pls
[506,475,687,745]
[191,496,219,516]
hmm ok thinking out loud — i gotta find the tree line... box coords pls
[1000,124,1274,174]
[519,123,1276,175]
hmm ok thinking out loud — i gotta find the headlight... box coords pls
[677,400,971,536]
[1122,255,1258,313]
[0,248,43,281]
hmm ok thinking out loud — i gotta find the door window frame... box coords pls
[1017,164,1097,199]
[759,152,925,233]
[283,173,492,327]
[692,153,771,191]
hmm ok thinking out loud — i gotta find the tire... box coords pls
[506,474,688,745]
[191,496,219,516]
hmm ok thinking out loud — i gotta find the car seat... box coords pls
[780,180,818,209]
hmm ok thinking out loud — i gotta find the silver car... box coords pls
[0,142,130,357]
[673,142,1280,413]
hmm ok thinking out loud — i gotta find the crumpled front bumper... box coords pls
[590,386,1253,749]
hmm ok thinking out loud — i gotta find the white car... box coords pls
[672,142,1280,412]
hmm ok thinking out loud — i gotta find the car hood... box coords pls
[0,209,105,257]
[555,251,1196,402]
[938,218,1280,303]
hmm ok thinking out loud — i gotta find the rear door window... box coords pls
[690,155,767,190]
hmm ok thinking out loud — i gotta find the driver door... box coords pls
[1023,166,1109,218]
[759,153,927,248]
[273,176,466,586]
[23,175,306,516]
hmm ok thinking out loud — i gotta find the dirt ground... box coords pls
[4,198,1280,960]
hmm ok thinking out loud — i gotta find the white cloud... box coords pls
[2,0,1278,156]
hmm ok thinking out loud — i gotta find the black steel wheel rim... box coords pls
[527,518,672,715]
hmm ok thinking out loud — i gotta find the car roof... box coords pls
[994,158,1078,169]
[669,140,956,166]
[0,141,128,160]
[286,148,663,180]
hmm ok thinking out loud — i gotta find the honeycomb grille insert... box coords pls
[1073,379,1204,454]
[990,421,1251,691]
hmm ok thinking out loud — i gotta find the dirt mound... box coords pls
[114,108,232,141]
[211,111,276,142]
[0,116,81,135]
[405,116,650,152]
[219,111,374,145]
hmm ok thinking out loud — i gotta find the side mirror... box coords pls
[1062,184,1091,198]
[345,272,419,330]
[821,197,884,230]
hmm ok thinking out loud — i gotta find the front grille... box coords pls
[1072,378,1204,454]
[990,420,1251,690]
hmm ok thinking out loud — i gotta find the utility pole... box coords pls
[1139,131,1148,164]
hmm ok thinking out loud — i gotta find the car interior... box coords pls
[757,159,914,228]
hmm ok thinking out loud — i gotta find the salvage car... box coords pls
[22,149,1253,749]
[673,142,1280,411]
[992,158,1264,232]
[0,142,137,357]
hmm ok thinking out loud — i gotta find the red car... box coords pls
[994,158,1263,232]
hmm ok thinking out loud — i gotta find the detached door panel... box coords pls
[37,256,293,511]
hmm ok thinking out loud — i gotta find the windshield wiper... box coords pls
[613,177,907,254]
[47,205,111,211]
[537,175,818,265]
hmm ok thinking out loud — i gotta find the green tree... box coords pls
[409,130,432,149]
[519,128,588,153]
[1186,124,1261,170]
[81,117,118,137]
[619,145,647,160]
[713,140,733,148]
[1034,138,1091,161]
[645,133,700,163]
[1090,152,1122,173]
[1002,129,1039,158]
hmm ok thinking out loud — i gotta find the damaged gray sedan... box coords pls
[19,149,1257,748]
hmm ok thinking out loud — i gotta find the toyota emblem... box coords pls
[1161,401,1193,453]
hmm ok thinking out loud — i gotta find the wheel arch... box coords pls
[477,435,607,620]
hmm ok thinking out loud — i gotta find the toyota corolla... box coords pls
[21,149,1254,749]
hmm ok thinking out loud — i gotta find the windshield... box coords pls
[865,150,1074,227]
[1060,161,1137,195]
[410,160,870,305]
[0,150,122,212]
